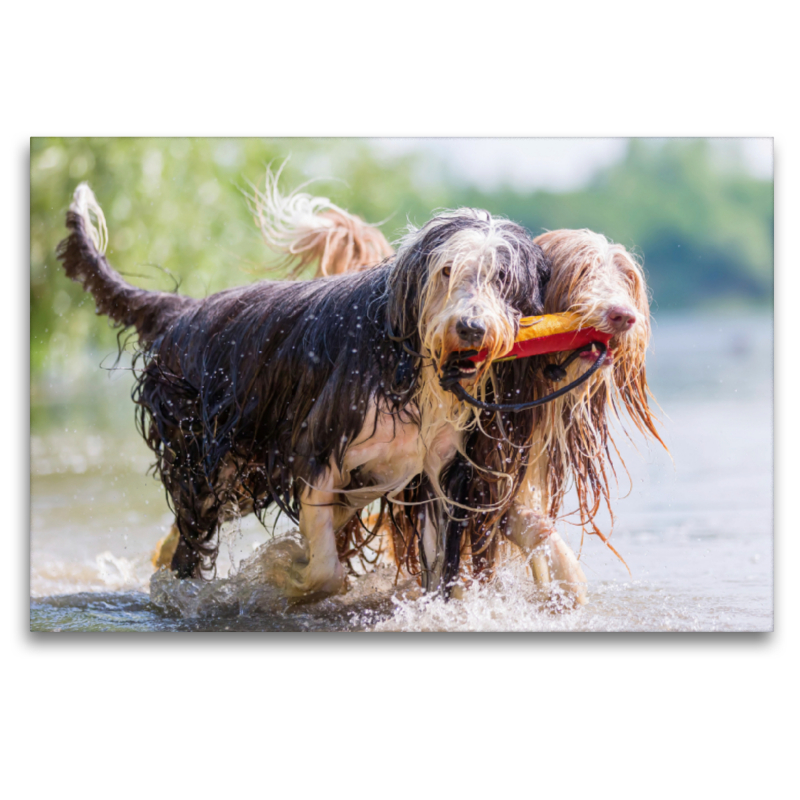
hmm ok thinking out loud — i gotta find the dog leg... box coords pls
[529,548,551,586]
[281,476,346,599]
[545,534,588,606]
[170,519,209,579]
[505,505,587,606]
[168,487,225,579]
[151,522,180,570]
[420,503,445,594]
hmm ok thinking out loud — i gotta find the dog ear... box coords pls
[497,235,551,318]
[386,213,476,339]
[385,238,428,345]
[533,242,552,305]
[524,240,551,316]
[393,347,416,388]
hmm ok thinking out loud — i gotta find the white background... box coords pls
[5,3,794,799]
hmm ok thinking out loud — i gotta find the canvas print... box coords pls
[29,137,773,632]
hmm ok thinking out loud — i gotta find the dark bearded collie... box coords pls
[57,183,551,598]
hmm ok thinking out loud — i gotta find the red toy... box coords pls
[469,312,613,363]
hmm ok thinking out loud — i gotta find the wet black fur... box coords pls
[58,203,550,581]
[389,354,547,596]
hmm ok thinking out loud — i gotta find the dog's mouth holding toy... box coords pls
[440,352,481,384]
[579,341,613,365]
[440,312,614,410]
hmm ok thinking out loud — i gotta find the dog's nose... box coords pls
[455,318,487,345]
[606,306,637,332]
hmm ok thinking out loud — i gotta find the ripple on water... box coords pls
[32,533,771,632]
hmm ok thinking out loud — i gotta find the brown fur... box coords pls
[279,208,394,278]
[335,227,668,590]
[532,229,666,541]
[249,169,394,278]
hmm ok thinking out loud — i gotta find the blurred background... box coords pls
[31,137,772,379]
[29,138,774,630]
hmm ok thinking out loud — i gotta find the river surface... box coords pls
[29,311,773,632]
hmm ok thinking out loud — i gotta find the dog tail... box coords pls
[249,168,394,277]
[57,183,192,345]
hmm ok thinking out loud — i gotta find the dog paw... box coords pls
[227,530,347,600]
[285,557,346,600]
[259,534,345,599]
[548,580,588,609]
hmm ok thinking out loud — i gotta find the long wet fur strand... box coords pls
[57,184,552,582]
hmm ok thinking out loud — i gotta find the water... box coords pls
[29,311,773,632]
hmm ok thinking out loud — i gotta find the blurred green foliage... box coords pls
[454,140,773,314]
[30,137,772,380]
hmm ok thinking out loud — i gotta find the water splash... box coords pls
[147,535,605,631]
[149,533,419,628]
[31,551,152,597]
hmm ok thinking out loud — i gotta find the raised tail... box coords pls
[57,183,192,345]
[249,168,394,278]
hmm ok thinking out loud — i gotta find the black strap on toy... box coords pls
[441,341,608,413]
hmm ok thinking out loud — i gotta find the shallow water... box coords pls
[29,311,773,632]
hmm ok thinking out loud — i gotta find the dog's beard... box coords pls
[421,303,517,385]
[563,300,655,441]
[527,229,665,553]
[410,313,517,475]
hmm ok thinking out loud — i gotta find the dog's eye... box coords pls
[442,267,451,278]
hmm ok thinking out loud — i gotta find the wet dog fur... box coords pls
[262,193,666,604]
[58,183,551,598]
